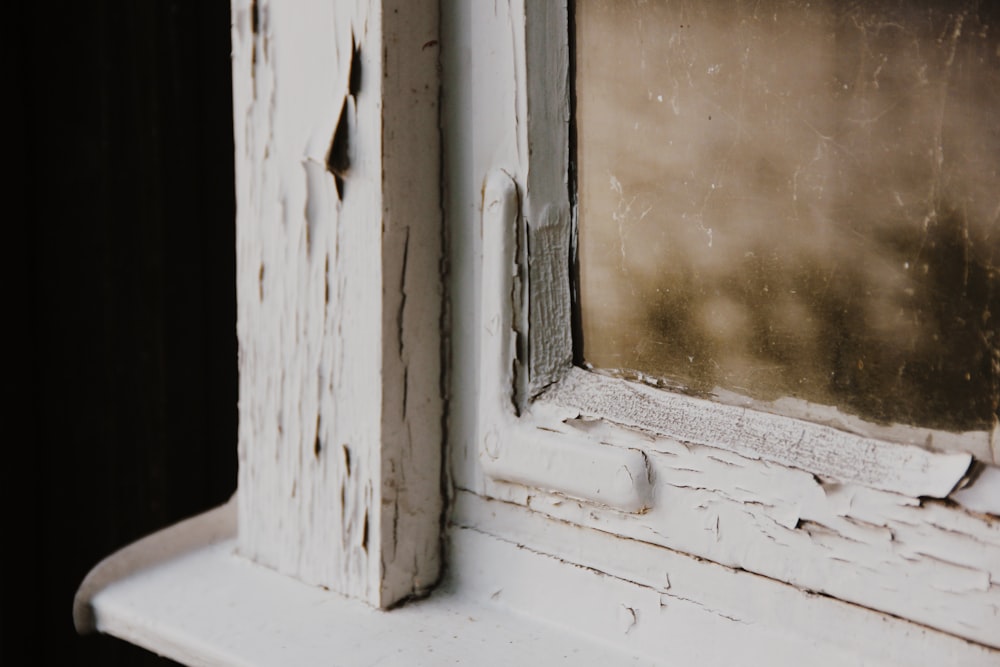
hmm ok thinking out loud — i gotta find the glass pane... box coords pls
[576,0,999,432]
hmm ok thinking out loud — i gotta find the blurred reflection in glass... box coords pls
[577,0,998,431]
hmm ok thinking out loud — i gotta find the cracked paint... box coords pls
[234,0,443,608]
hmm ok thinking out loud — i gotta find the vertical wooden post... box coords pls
[231,0,442,607]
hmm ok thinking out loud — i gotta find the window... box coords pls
[77,1,999,663]
[461,0,999,652]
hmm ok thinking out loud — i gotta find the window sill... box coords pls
[76,496,999,666]
[73,502,639,666]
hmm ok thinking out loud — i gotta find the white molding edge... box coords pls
[474,133,998,650]
[545,367,973,499]
[73,499,238,636]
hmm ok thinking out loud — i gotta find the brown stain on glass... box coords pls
[576,0,999,432]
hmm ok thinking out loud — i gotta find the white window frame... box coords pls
[450,0,999,654]
[73,1,999,664]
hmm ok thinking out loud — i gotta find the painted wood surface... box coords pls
[478,171,652,512]
[546,367,973,499]
[473,172,999,646]
[473,165,998,645]
[75,495,996,666]
[450,0,1000,655]
[70,0,1000,663]
[452,496,1000,666]
[231,0,442,607]
[474,415,1000,648]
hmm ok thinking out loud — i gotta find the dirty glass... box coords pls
[576,0,999,432]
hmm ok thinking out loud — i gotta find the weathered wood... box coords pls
[473,255,998,642]
[479,170,651,512]
[545,367,972,499]
[473,411,1000,648]
[79,523,639,667]
[455,0,1000,654]
[232,0,442,606]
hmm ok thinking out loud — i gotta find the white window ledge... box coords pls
[75,498,999,666]
[72,502,639,667]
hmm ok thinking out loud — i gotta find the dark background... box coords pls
[15,1,238,663]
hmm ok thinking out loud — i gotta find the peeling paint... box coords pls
[450,0,1000,658]
[473,164,999,640]
[617,604,637,634]
[234,0,443,608]
[452,497,1000,665]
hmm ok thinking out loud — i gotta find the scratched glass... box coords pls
[576,0,999,432]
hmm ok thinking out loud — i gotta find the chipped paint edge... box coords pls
[544,367,973,499]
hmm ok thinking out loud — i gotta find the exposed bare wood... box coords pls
[457,0,1000,654]
[544,367,972,499]
[953,463,1000,515]
[523,1,574,400]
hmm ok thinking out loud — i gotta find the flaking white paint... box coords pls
[455,0,1000,656]
[452,494,1000,666]
[546,367,973,499]
[478,171,651,512]
[233,0,442,607]
[74,1,1000,663]
[473,412,1000,647]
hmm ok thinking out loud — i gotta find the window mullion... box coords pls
[233,0,443,608]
